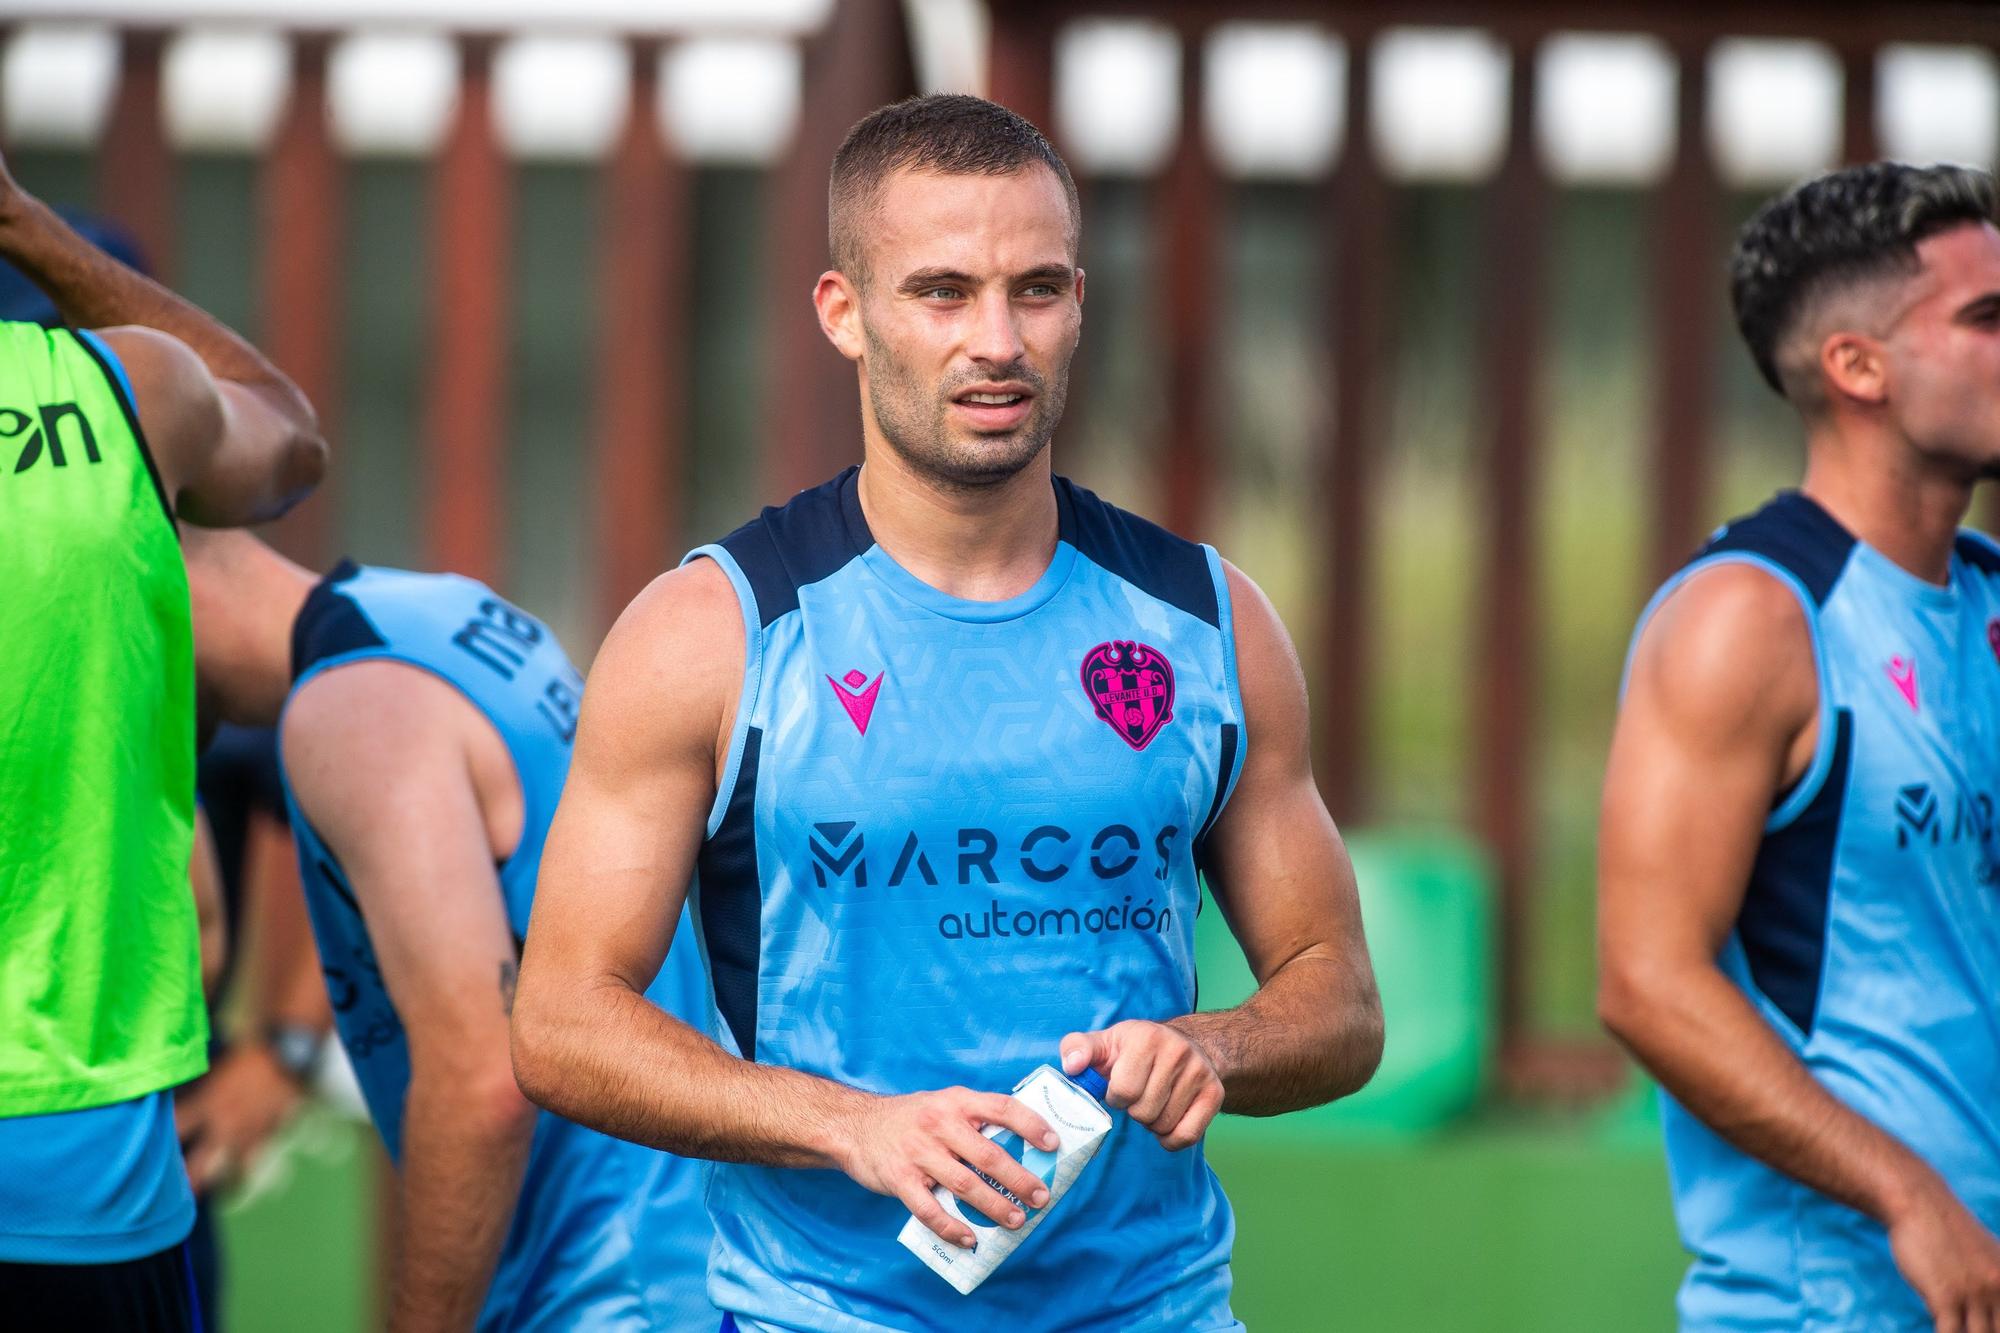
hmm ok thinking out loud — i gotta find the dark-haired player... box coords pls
[514,93,1383,1330]
[183,529,715,1330]
[0,157,324,1331]
[1600,162,2000,1331]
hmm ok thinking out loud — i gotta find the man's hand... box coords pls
[1886,1174,2000,1333]
[175,1045,304,1193]
[1060,1021,1223,1152]
[836,1088,1058,1249]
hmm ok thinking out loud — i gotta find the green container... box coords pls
[1196,827,1495,1138]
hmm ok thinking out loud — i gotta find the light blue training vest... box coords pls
[1632,493,2000,1332]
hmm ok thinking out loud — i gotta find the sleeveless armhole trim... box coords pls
[71,328,175,531]
[284,572,539,876]
[1197,544,1248,842]
[1955,528,2000,576]
[683,545,763,840]
[1623,552,1835,834]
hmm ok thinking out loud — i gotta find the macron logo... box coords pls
[827,668,883,735]
[1886,655,1920,713]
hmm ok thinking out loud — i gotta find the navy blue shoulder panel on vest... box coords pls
[1738,706,1853,1035]
[697,725,764,1059]
[1056,476,1219,628]
[290,560,386,681]
[1697,491,1857,607]
[1955,531,2000,576]
[716,469,871,627]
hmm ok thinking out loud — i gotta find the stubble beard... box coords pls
[863,323,1073,493]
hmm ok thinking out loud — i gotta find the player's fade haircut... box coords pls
[1731,161,1996,402]
[828,93,1079,283]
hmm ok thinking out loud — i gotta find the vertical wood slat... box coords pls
[1840,41,1878,165]
[98,28,174,285]
[1648,38,1719,587]
[763,0,917,502]
[1158,23,1220,539]
[423,34,511,585]
[259,33,342,566]
[593,38,688,631]
[987,6,1056,136]
[1475,31,1548,1057]
[1319,27,1389,826]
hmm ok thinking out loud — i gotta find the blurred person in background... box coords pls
[513,93,1381,1332]
[184,528,716,1331]
[179,722,335,1330]
[0,152,325,1331]
[1600,162,2000,1333]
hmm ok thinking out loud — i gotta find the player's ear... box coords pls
[1820,330,1889,407]
[814,270,865,362]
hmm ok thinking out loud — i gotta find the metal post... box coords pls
[1475,30,1547,1063]
[763,0,917,500]
[1648,37,1718,586]
[423,34,511,584]
[260,33,342,566]
[1319,27,1389,826]
[1841,40,1878,164]
[593,38,687,630]
[1158,22,1220,538]
[99,28,175,284]
[988,5,1056,137]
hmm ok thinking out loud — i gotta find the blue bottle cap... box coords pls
[1073,1067,1110,1104]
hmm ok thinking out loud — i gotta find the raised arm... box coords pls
[1598,563,2000,1328]
[0,157,324,525]
[284,665,537,1333]
[512,560,1061,1252]
[1061,562,1383,1147]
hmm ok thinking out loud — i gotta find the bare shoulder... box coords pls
[1627,561,1815,739]
[281,661,476,829]
[575,558,746,773]
[1220,558,1306,716]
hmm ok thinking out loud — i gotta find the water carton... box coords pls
[897,1063,1114,1294]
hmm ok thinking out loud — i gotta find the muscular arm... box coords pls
[0,168,324,524]
[514,561,1059,1250]
[285,667,536,1332]
[1061,563,1383,1146]
[1599,563,2000,1329]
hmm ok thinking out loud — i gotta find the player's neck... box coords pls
[1801,424,1972,587]
[854,448,1059,603]
[210,547,317,726]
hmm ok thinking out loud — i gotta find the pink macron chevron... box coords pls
[1886,655,1919,713]
[827,668,883,735]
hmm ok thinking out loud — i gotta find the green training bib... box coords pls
[0,320,206,1116]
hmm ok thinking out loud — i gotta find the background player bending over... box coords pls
[1599,163,2000,1332]
[183,529,715,1331]
[513,94,1383,1331]
[0,154,324,1332]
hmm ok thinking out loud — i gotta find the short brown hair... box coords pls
[828,93,1079,282]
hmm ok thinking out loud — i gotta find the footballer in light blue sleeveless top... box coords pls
[284,562,715,1331]
[684,467,1246,1332]
[1632,492,2000,1331]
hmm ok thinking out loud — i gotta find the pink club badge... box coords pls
[1989,619,2000,668]
[1081,640,1176,751]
